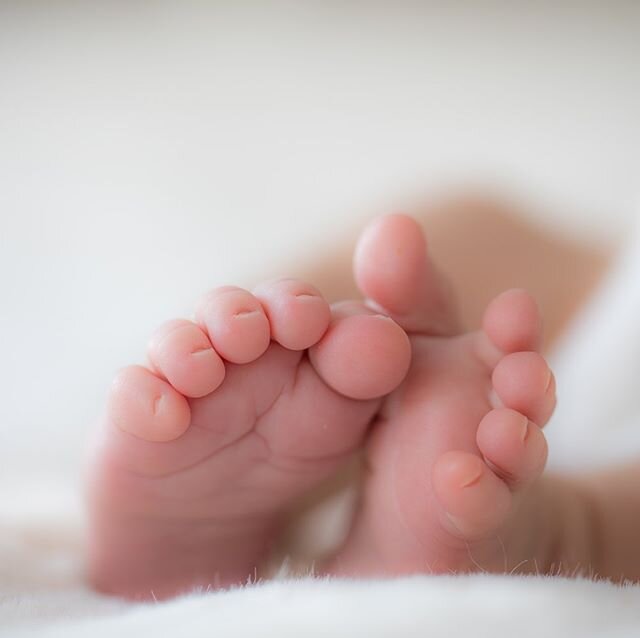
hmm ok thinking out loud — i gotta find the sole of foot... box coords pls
[327,213,554,576]
[86,278,411,599]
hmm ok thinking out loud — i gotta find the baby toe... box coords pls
[477,289,542,368]
[491,351,556,426]
[432,451,512,539]
[148,319,226,398]
[476,408,548,489]
[196,286,271,364]
[353,213,458,335]
[107,366,191,442]
[308,302,411,400]
[253,278,331,351]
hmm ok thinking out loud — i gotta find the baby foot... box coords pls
[86,280,411,599]
[327,214,555,577]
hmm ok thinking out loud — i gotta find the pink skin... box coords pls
[87,279,411,599]
[86,214,554,599]
[327,214,553,575]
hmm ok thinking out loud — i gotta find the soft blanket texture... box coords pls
[2,221,640,637]
[7,576,640,638]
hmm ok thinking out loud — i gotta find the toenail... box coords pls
[233,309,261,318]
[445,512,468,534]
[215,286,243,296]
[190,345,213,356]
[544,370,554,394]
[152,394,164,416]
[488,389,502,409]
[459,463,484,488]
[519,415,530,443]
[294,293,318,300]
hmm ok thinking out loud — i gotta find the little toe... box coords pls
[253,278,331,351]
[476,289,543,368]
[107,365,191,442]
[308,302,411,400]
[195,286,271,364]
[432,451,512,539]
[353,213,458,335]
[492,352,556,426]
[476,408,548,489]
[148,319,226,398]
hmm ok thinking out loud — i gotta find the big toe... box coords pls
[308,301,411,400]
[353,213,458,335]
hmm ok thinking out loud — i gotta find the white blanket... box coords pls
[7,576,640,638]
[2,222,640,638]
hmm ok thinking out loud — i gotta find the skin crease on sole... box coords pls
[85,213,555,599]
[86,278,412,599]
[324,215,553,576]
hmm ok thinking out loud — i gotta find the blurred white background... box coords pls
[0,1,638,478]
